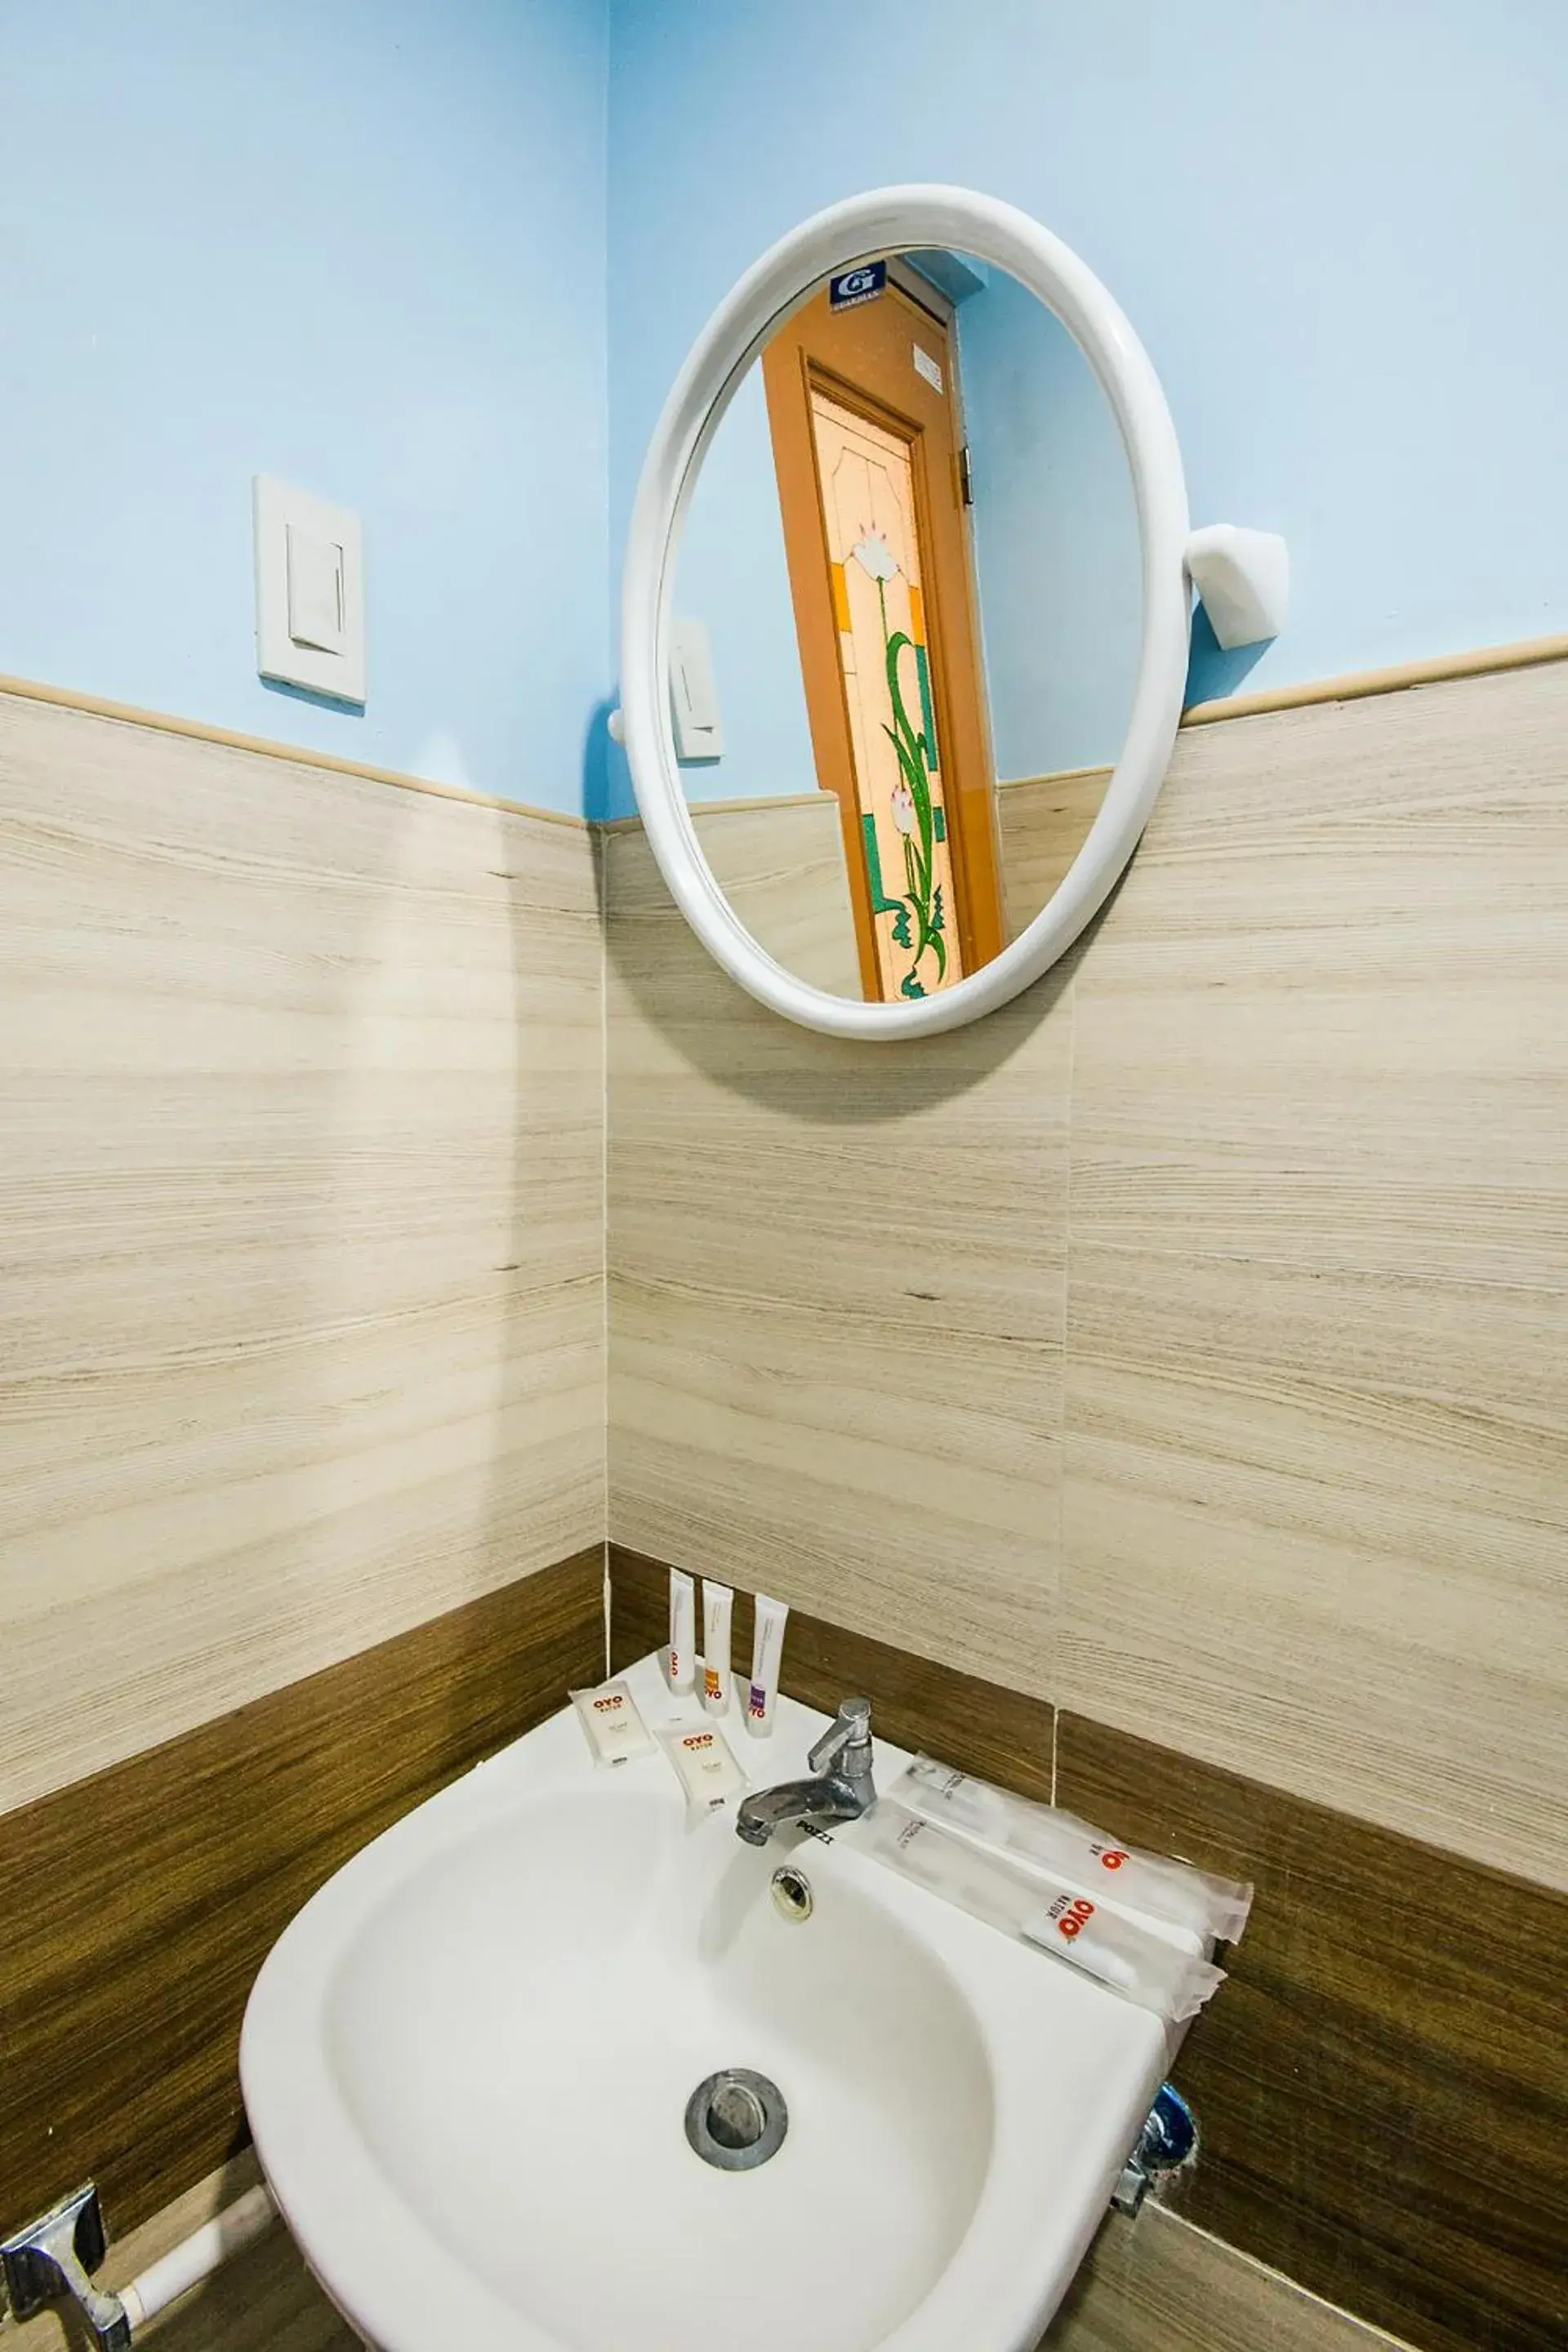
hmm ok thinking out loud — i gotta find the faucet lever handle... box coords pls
[808,1696,871,1774]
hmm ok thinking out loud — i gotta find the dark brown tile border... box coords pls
[0,1547,604,2244]
[1057,1713,1567,2352]
[609,1544,1055,1799]
[613,1547,1567,2352]
[1042,2203,1405,2352]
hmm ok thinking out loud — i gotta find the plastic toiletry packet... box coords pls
[657,1722,746,1820]
[570,1679,654,1767]
[856,1802,1227,2022]
[894,1755,1252,1947]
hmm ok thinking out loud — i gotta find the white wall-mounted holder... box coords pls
[617,185,1283,1040]
[253,475,366,705]
[1185,525,1290,650]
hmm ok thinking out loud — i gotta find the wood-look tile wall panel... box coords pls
[0,691,604,1815]
[607,662,1568,1893]
[1057,1710,1567,2352]
[605,820,1071,1698]
[0,1549,604,2246]
[1060,666,1568,1888]
[136,2225,361,2351]
[1043,2207,1413,2352]
[996,765,1110,942]
[690,794,862,996]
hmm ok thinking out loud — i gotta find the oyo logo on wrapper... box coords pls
[1094,1846,1129,1871]
[592,1694,625,1715]
[1045,1893,1097,1943]
[683,1732,715,1754]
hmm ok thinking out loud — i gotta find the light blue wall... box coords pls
[602,0,1568,816]
[960,270,1140,781]
[0,0,608,815]
[12,6,1567,822]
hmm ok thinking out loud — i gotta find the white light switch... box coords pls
[254,476,366,702]
[669,617,724,760]
[285,521,347,654]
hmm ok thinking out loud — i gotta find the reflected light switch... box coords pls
[670,617,724,760]
[254,475,366,703]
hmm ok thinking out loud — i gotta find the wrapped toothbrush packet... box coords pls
[899,1755,1253,1943]
[858,1757,1252,2022]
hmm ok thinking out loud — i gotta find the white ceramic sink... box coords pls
[242,1655,1183,2352]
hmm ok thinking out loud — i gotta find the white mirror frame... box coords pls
[618,185,1192,1040]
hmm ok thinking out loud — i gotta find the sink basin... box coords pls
[243,1655,1185,2352]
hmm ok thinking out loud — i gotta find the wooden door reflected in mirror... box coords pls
[764,267,1005,1001]
[669,250,1143,1004]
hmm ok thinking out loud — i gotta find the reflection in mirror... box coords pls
[669,251,1141,1001]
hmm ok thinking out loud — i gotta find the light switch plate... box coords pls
[285,520,348,655]
[669,617,724,760]
[254,475,366,702]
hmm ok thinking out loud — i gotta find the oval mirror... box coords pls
[619,189,1209,1037]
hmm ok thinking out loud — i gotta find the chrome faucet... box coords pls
[735,1697,876,1846]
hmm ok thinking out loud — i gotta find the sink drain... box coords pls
[770,1864,813,1922]
[684,2069,789,2172]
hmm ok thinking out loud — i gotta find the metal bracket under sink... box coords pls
[2,2181,133,2348]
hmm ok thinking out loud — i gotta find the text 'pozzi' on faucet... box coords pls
[735,1697,875,1846]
